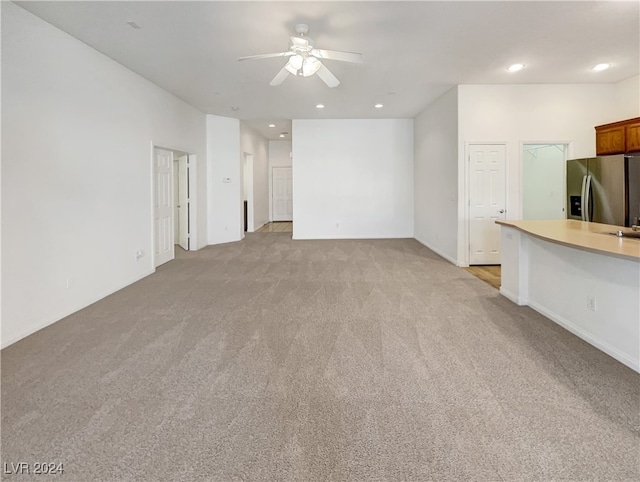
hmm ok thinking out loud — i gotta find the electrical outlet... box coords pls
[135,250,144,261]
[587,296,597,312]
[65,277,74,289]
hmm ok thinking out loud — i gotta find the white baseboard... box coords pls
[528,300,639,373]
[499,287,527,306]
[1,270,154,350]
[413,235,459,266]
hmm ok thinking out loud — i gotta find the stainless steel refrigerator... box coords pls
[566,154,640,227]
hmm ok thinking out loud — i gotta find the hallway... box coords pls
[255,222,293,233]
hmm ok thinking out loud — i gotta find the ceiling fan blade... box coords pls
[238,52,293,61]
[316,63,340,88]
[311,49,364,64]
[270,66,290,86]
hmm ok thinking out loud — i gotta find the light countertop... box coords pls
[496,219,640,261]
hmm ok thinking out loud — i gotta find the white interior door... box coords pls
[272,167,292,221]
[469,144,506,265]
[154,148,174,267]
[178,154,189,250]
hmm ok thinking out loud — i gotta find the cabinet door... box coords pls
[625,121,640,152]
[595,126,625,155]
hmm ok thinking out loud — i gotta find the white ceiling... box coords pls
[15,1,640,140]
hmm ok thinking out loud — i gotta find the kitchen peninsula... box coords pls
[497,219,640,372]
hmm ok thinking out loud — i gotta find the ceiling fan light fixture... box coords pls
[285,55,304,75]
[302,57,321,77]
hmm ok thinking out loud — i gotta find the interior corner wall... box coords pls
[206,115,242,244]
[240,123,269,231]
[1,2,207,348]
[457,83,629,265]
[292,119,414,239]
[413,87,459,264]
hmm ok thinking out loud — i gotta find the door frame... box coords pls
[242,152,254,233]
[462,141,508,267]
[150,142,197,267]
[519,140,573,220]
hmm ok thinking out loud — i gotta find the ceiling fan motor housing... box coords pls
[294,24,310,36]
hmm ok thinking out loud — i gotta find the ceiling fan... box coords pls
[237,24,364,88]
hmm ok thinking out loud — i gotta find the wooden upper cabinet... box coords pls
[595,124,625,155]
[595,117,640,155]
[626,122,640,152]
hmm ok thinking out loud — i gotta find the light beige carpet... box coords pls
[2,234,638,481]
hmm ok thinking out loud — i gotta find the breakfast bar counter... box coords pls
[496,219,640,260]
[496,219,639,372]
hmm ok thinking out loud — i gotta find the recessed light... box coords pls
[268,124,276,128]
[279,133,286,138]
[231,106,239,111]
[316,104,325,109]
[374,103,384,109]
[592,63,610,71]
[507,63,525,72]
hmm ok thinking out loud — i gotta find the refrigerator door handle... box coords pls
[580,175,587,221]
[584,174,592,222]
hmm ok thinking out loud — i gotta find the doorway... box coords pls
[522,144,568,220]
[153,146,193,268]
[468,144,507,265]
[272,167,293,222]
[243,153,254,233]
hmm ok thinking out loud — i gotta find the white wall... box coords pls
[413,87,459,264]
[268,140,292,222]
[1,2,207,347]
[456,83,636,265]
[269,140,293,168]
[614,75,640,120]
[292,119,414,239]
[240,123,269,231]
[206,115,241,244]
